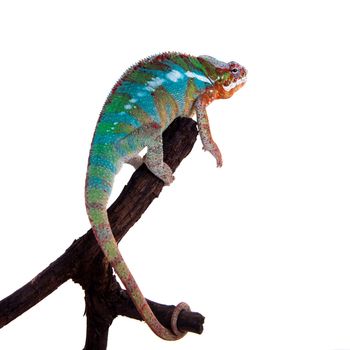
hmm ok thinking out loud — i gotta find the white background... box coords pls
[0,1,350,349]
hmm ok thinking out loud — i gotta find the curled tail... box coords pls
[85,153,189,341]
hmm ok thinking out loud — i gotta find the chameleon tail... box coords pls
[85,158,189,341]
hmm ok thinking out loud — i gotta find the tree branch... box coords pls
[0,118,205,348]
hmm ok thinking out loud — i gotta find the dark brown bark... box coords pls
[0,118,205,349]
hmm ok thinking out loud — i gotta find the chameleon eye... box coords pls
[231,68,239,73]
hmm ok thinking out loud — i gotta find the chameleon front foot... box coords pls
[203,142,223,167]
[170,302,191,336]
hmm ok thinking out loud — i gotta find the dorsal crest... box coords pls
[198,55,230,69]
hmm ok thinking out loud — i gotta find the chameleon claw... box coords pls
[203,144,223,167]
[170,302,191,336]
[212,147,223,167]
[215,150,223,167]
[163,174,175,186]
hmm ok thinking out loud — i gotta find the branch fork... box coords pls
[0,118,205,350]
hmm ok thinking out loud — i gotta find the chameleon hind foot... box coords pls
[145,160,174,185]
[170,302,191,336]
[125,154,144,169]
[144,135,175,185]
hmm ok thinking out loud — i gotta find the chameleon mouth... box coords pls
[223,76,247,92]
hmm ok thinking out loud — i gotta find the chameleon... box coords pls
[85,52,247,340]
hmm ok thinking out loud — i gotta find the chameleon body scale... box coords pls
[85,52,247,340]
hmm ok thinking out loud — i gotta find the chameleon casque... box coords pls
[85,52,247,340]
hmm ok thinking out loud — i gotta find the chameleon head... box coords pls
[215,61,247,99]
[199,55,247,100]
